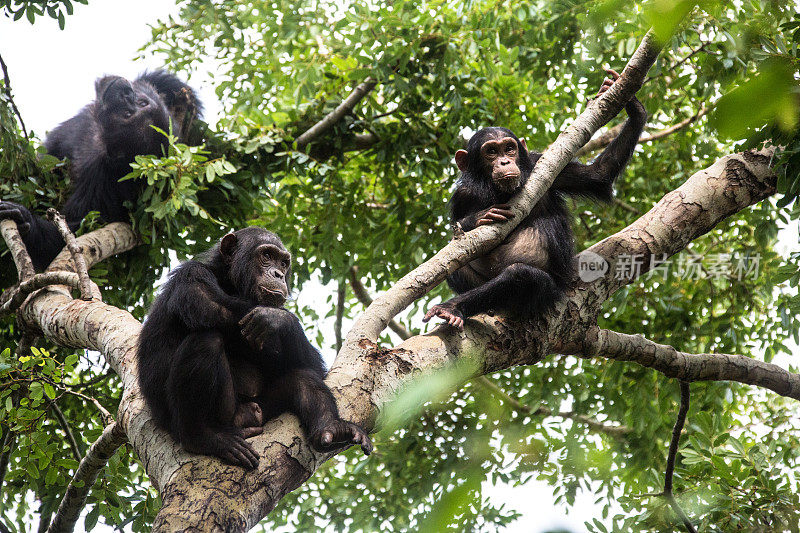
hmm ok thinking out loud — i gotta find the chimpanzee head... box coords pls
[94,76,171,159]
[455,127,534,194]
[218,227,292,307]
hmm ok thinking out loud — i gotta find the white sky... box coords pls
[0,3,597,532]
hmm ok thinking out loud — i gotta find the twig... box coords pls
[475,375,632,439]
[613,197,640,214]
[295,77,377,148]
[0,52,29,140]
[662,381,697,533]
[46,422,126,533]
[348,266,412,340]
[0,272,81,317]
[45,209,93,301]
[0,219,35,281]
[50,403,82,462]
[335,279,346,353]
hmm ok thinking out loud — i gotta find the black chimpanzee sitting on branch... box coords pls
[136,227,372,469]
[0,71,201,271]
[424,69,647,330]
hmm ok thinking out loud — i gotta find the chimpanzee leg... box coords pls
[425,263,563,328]
[167,331,260,469]
[259,369,373,455]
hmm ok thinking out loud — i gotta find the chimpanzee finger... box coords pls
[423,307,440,322]
[360,435,374,455]
[604,68,621,80]
[238,308,257,327]
[321,431,333,446]
[232,439,260,469]
[490,208,515,218]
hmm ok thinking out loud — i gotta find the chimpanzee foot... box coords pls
[422,301,465,330]
[312,420,373,456]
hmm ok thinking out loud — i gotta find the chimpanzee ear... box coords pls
[219,233,238,258]
[455,150,469,173]
[519,138,527,152]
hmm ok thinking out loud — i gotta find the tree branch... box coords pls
[47,422,126,533]
[662,381,696,533]
[0,219,35,281]
[46,209,96,300]
[295,78,377,148]
[574,329,800,401]
[348,266,412,340]
[0,272,81,317]
[335,279,346,353]
[0,52,28,140]
[50,402,82,462]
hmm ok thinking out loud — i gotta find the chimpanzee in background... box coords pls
[136,227,372,469]
[424,69,647,329]
[0,70,201,271]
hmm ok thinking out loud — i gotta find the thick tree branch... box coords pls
[47,422,126,533]
[295,78,377,148]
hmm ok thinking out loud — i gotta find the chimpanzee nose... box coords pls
[270,269,283,279]
[500,158,510,166]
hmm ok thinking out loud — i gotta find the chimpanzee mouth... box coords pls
[258,286,287,303]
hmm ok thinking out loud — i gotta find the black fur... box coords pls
[0,70,201,271]
[136,227,372,469]
[426,95,647,327]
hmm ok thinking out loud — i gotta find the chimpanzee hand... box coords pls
[475,204,515,227]
[422,300,465,330]
[0,201,34,236]
[206,430,261,470]
[239,306,296,351]
[311,419,373,456]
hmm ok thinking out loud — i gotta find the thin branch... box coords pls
[46,209,94,301]
[475,375,631,439]
[56,386,114,425]
[662,381,696,533]
[0,52,29,140]
[50,403,82,462]
[0,219,35,281]
[47,422,126,533]
[295,77,377,148]
[613,197,640,214]
[0,272,81,317]
[335,279,346,353]
[348,266,412,340]
[578,328,800,401]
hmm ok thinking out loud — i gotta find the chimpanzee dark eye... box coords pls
[487,147,497,155]
[138,99,148,107]
[282,260,290,269]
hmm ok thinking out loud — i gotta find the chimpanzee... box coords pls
[423,70,647,329]
[136,227,372,469]
[0,70,201,271]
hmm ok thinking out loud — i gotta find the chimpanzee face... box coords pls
[95,76,170,157]
[221,228,292,307]
[455,127,530,195]
[479,135,521,193]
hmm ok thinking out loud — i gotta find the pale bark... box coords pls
[10,30,795,532]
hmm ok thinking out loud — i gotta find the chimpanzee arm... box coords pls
[551,97,647,201]
[0,201,66,271]
[164,262,255,331]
